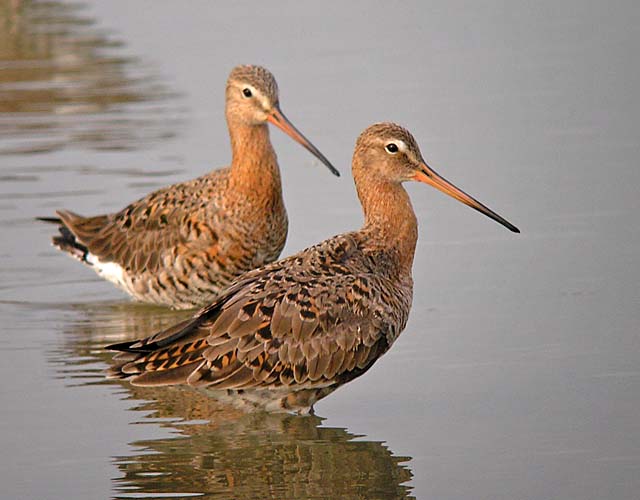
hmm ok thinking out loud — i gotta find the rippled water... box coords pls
[0,0,180,155]
[2,1,639,499]
[45,302,412,499]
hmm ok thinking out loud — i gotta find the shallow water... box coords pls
[1,1,639,499]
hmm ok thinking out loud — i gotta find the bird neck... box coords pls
[227,121,282,202]
[356,174,418,275]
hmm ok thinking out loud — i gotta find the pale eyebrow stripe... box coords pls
[395,139,408,152]
[242,84,270,109]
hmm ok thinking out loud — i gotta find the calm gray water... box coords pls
[1,1,639,499]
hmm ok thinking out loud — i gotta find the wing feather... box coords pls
[56,171,228,275]
[108,233,410,392]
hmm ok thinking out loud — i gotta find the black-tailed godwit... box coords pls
[108,122,518,413]
[38,65,338,309]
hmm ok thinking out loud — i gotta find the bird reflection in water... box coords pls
[49,301,415,499]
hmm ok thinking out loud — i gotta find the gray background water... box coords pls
[1,1,639,498]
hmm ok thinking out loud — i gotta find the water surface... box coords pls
[1,1,639,499]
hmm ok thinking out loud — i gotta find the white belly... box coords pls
[87,253,128,288]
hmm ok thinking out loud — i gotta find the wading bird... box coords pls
[108,122,518,413]
[39,65,339,309]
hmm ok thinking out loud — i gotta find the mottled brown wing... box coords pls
[57,171,226,274]
[192,283,390,391]
[108,234,399,389]
[107,268,275,383]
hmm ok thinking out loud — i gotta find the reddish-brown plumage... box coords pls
[39,65,338,309]
[108,122,519,413]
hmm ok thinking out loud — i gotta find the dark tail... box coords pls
[37,215,91,264]
[35,216,63,224]
[105,317,207,385]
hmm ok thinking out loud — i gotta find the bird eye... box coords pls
[242,88,253,98]
[385,143,399,154]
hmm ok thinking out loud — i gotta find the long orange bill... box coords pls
[267,105,340,177]
[413,162,520,233]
